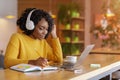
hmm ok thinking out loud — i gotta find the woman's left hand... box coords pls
[51,24,57,38]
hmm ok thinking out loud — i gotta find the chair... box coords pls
[0,52,4,69]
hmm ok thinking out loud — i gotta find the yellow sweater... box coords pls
[4,33,63,68]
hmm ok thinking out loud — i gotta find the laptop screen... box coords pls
[74,44,95,68]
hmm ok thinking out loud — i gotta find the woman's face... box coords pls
[31,18,49,40]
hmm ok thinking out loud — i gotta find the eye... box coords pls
[38,25,48,31]
[39,27,43,30]
[39,26,44,30]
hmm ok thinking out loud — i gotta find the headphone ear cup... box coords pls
[26,20,35,30]
[26,9,35,30]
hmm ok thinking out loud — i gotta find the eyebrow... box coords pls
[39,25,48,29]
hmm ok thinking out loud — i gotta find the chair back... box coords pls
[0,50,4,69]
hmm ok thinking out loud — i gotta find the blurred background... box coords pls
[1,0,120,56]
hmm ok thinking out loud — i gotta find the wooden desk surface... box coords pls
[91,48,120,54]
[1,54,120,80]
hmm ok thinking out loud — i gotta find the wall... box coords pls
[90,0,107,48]
[18,0,71,17]
[0,0,17,54]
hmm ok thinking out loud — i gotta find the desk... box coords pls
[91,48,120,54]
[1,54,120,80]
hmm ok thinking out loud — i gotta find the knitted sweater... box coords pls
[4,33,63,68]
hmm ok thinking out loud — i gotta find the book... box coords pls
[10,63,58,72]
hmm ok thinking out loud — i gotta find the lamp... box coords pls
[49,0,56,18]
[5,15,15,19]
[106,8,115,17]
[106,0,115,17]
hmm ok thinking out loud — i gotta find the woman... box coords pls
[4,8,63,68]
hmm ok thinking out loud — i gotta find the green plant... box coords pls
[57,2,82,25]
[91,0,120,49]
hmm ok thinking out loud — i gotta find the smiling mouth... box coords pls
[39,35,46,39]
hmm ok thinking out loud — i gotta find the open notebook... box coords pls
[10,64,58,72]
[61,44,95,71]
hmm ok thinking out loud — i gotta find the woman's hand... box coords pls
[51,24,57,38]
[28,57,48,67]
[36,57,48,67]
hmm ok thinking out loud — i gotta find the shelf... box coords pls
[61,41,84,44]
[58,16,85,56]
[71,17,85,20]
[60,29,84,32]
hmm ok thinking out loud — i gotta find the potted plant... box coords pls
[57,2,82,26]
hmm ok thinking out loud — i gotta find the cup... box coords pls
[65,56,77,64]
[62,56,77,69]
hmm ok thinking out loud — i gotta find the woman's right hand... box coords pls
[36,57,48,67]
[28,57,48,67]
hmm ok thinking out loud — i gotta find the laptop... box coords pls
[61,44,95,71]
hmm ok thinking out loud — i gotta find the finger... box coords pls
[42,59,48,65]
[38,58,48,66]
[41,63,48,67]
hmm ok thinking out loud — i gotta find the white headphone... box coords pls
[26,9,36,30]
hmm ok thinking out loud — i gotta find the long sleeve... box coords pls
[4,33,29,68]
[45,38,63,64]
[4,33,63,68]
